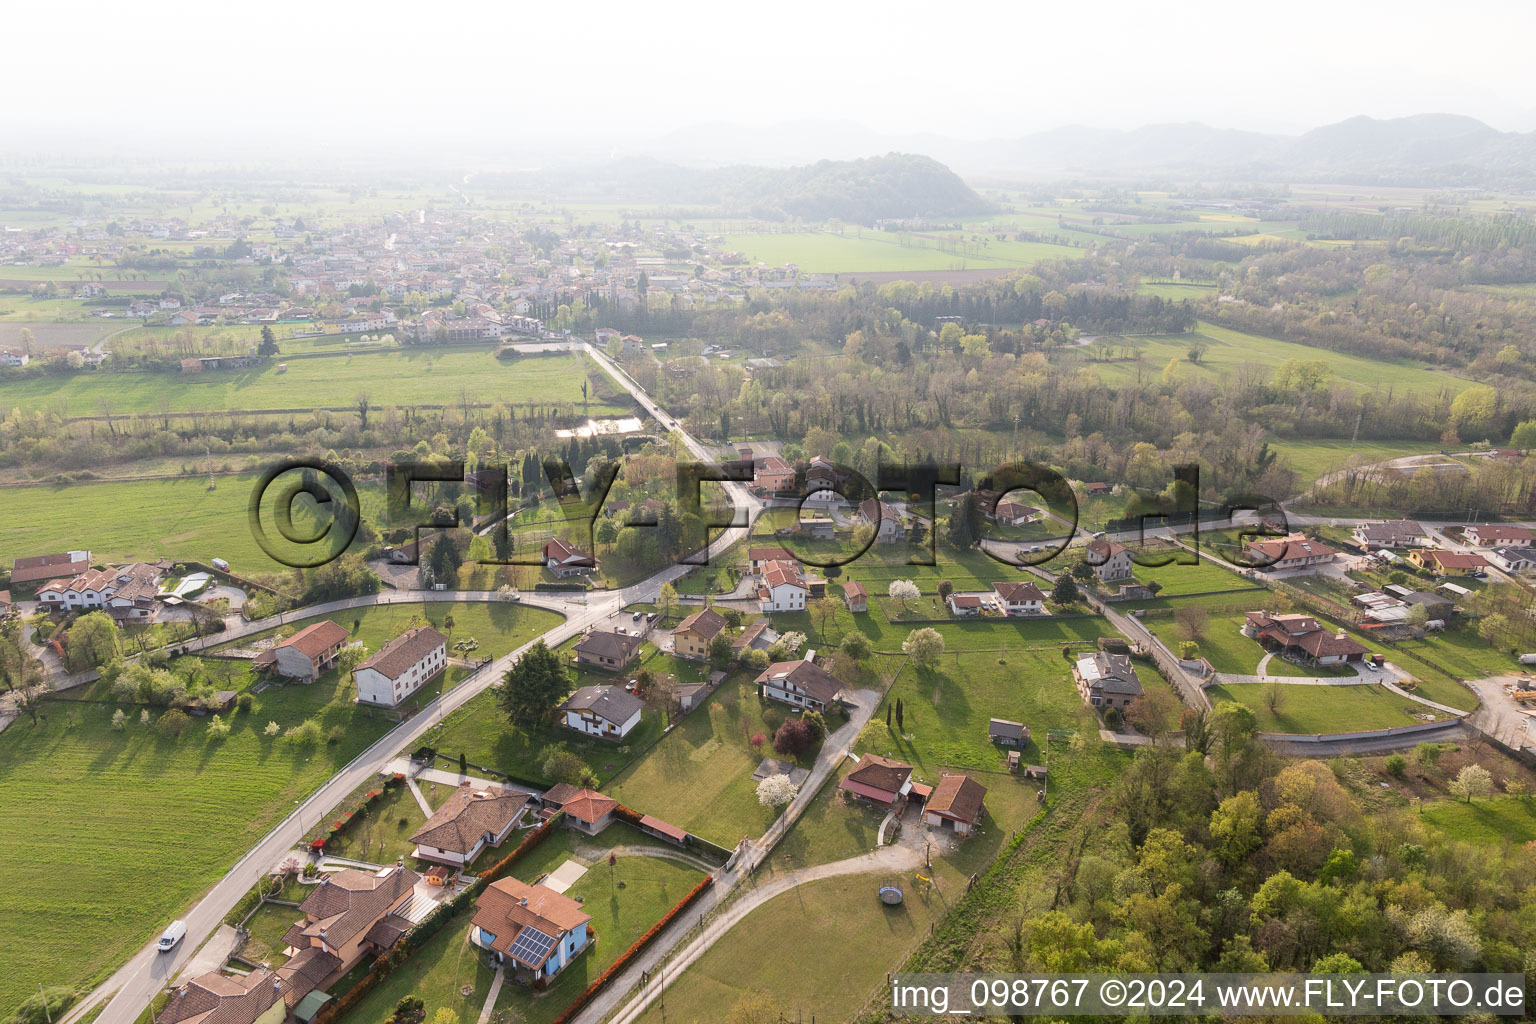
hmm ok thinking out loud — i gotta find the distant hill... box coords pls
[636,114,1536,186]
[471,153,993,224]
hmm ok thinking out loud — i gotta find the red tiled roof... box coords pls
[926,774,987,824]
[280,620,351,658]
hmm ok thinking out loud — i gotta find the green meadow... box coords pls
[722,230,1078,274]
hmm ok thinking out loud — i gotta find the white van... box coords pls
[211,558,230,572]
[157,920,187,952]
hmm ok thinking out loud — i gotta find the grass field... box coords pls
[631,871,947,1024]
[1203,681,1442,733]
[1421,795,1536,844]
[722,230,1079,275]
[603,670,824,846]
[0,600,560,1017]
[0,472,390,573]
[1087,322,1476,398]
[1269,439,1446,487]
[0,351,626,417]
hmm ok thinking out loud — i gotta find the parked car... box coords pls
[157,921,187,952]
[632,611,643,622]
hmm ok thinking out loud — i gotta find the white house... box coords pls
[755,658,845,712]
[857,499,906,544]
[1084,538,1134,582]
[37,562,162,621]
[471,877,592,983]
[1487,546,1536,573]
[558,684,644,740]
[410,782,527,866]
[756,558,808,613]
[1464,524,1535,548]
[542,539,596,578]
[992,580,1046,616]
[353,626,448,707]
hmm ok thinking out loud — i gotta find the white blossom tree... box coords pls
[888,579,920,610]
[902,627,945,670]
[1449,763,1493,803]
[757,773,798,808]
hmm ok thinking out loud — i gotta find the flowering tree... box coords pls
[888,579,920,609]
[903,627,945,669]
[757,773,798,808]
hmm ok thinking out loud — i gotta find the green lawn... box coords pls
[1088,321,1476,398]
[604,672,820,847]
[1204,682,1443,733]
[1268,439,1446,488]
[314,782,425,865]
[0,351,627,417]
[1421,795,1536,844]
[631,872,947,1024]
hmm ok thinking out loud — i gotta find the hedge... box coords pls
[548,873,715,1024]
[306,812,564,1024]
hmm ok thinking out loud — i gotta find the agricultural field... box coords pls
[0,320,120,349]
[722,229,1080,275]
[1084,321,1477,398]
[0,350,624,417]
[1203,680,1443,733]
[1268,438,1447,487]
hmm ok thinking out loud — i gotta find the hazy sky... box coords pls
[7,0,1536,151]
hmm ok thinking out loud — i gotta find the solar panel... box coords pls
[508,925,557,966]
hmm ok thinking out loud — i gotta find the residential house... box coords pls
[753,455,795,493]
[1084,538,1134,582]
[156,968,297,1024]
[857,499,906,544]
[747,546,795,573]
[1408,549,1489,576]
[923,774,987,836]
[552,787,619,835]
[731,618,778,657]
[992,581,1045,616]
[988,718,1029,747]
[558,685,644,740]
[1488,546,1536,573]
[0,590,11,619]
[283,865,419,974]
[410,782,528,866]
[542,539,596,578]
[1072,651,1144,710]
[1463,524,1535,548]
[620,334,646,358]
[11,550,91,586]
[838,754,914,807]
[755,658,845,712]
[1352,520,1427,551]
[671,608,728,660]
[470,876,592,983]
[1242,611,1369,665]
[257,620,351,680]
[947,592,990,617]
[37,561,162,621]
[573,630,642,672]
[843,580,868,613]
[0,348,30,367]
[988,500,1037,526]
[353,626,447,707]
[756,558,808,613]
[1245,534,1337,571]
[805,456,842,493]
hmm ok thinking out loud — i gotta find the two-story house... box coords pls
[755,658,845,712]
[1072,651,1144,710]
[283,866,419,975]
[1084,538,1134,582]
[353,626,447,706]
[470,876,593,983]
[573,630,642,672]
[992,580,1046,616]
[410,782,528,867]
[256,620,351,680]
[856,499,906,544]
[542,539,596,578]
[670,608,727,660]
[756,559,808,613]
[558,684,644,740]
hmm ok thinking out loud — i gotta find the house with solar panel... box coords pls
[470,876,593,983]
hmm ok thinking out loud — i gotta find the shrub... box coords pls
[236,693,254,713]
[1104,707,1123,730]
[206,714,231,741]
[327,724,346,744]
[1385,753,1407,778]
[156,709,192,739]
[111,708,126,731]
[772,717,815,756]
[286,719,324,746]
[263,720,281,736]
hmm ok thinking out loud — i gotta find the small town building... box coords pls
[1084,538,1134,582]
[671,608,728,660]
[410,782,528,866]
[558,684,644,741]
[755,658,845,712]
[988,718,1029,747]
[470,876,593,982]
[1072,651,1144,709]
[353,626,447,706]
[257,620,351,680]
[839,754,914,806]
[573,630,643,672]
[923,774,987,836]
